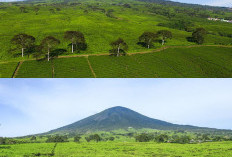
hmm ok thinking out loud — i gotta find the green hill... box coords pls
[0,0,231,78]
[0,0,231,62]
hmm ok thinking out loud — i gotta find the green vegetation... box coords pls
[192,27,207,44]
[139,31,158,49]
[1,46,232,78]
[0,62,18,78]
[73,135,81,142]
[53,57,94,78]
[64,31,87,53]
[46,135,68,143]
[1,131,232,157]
[157,30,172,45]
[0,0,231,78]
[11,33,35,57]
[85,134,101,142]
[89,46,232,78]
[110,38,128,56]
[40,36,61,61]
[2,141,232,157]
[16,60,53,78]
[0,142,55,156]
[0,0,231,63]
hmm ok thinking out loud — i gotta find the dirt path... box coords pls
[51,60,55,78]
[12,61,23,78]
[86,56,96,78]
[1,45,232,64]
[50,143,57,156]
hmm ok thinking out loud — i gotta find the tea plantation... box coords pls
[1,46,232,78]
[1,141,232,156]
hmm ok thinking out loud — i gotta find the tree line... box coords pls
[135,132,232,144]
[1,130,231,145]
[11,28,207,60]
[11,31,87,61]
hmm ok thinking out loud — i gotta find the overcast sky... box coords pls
[1,79,232,137]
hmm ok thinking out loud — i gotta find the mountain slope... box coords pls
[46,106,217,134]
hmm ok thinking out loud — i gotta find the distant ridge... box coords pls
[8,0,231,9]
[44,106,228,134]
[137,0,230,9]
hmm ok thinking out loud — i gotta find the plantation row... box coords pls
[0,141,232,157]
[1,46,232,78]
[10,28,208,61]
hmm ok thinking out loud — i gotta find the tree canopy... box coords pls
[157,30,172,45]
[139,32,158,48]
[64,31,86,53]
[74,135,81,142]
[135,133,153,142]
[85,134,101,142]
[41,36,60,61]
[11,33,35,57]
[192,28,207,44]
[110,38,128,56]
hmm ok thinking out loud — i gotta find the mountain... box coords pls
[45,106,222,134]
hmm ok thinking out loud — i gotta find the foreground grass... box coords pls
[0,143,55,156]
[1,46,232,78]
[0,141,232,156]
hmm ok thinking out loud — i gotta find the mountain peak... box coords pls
[108,106,128,109]
[46,106,214,134]
[104,106,132,112]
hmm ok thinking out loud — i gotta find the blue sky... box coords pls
[0,0,231,7]
[1,79,232,137]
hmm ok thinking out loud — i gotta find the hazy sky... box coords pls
[0,0,231,7]
[1,79,232,137]
[173,0,232,7]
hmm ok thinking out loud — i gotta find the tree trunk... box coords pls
[72,43,74,53]
[162,39,164,45]
[148,39,151,49]
[22,48,24,57]
[117,46,120,57]
[48,48,50,61]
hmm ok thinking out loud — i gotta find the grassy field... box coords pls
[1,141,232,156]
[1,46,231,78]
[0,143,55,156]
